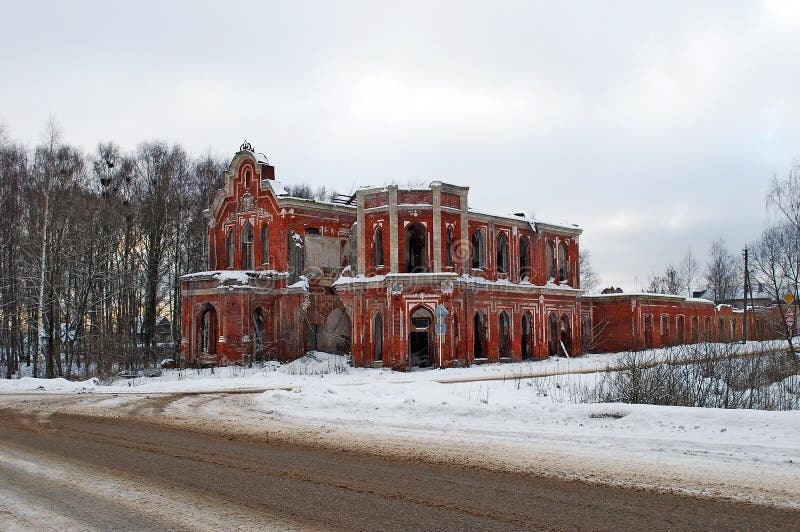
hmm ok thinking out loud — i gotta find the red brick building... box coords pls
[582,293,787,353]
[181,144,582,369]
[180,144,788,369]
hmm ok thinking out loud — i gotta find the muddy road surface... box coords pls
[1,404,798,531]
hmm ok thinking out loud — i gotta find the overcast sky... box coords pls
[2,1,800,290]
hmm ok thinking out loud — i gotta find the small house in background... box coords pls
[135,316,174,347]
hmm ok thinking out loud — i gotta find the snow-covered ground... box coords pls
[1,342,799,508]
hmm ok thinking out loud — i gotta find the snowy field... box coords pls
[1,341,799,508]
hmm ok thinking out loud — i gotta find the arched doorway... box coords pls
[252,307,266,361]
[473,311,486,359]
[522,311,532,360]
[198,304,217,359]
[409,306,434,367]
[548,312,558,356]
[405,224,427,273]
[560,314,572,356]
[498,311,511,357]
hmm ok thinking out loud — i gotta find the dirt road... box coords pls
[1,401,798,531]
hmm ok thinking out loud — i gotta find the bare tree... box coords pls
[680,249,699,296]
[579,249,599,293]
[706,239,740,304]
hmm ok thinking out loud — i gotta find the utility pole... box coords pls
[742,247,749,344]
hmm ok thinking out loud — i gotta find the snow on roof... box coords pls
[467,208,580,232]
[180,270,286,285]
[265,180,288,196]
[583,292,714,304]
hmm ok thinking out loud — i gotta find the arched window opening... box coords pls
[471,230,485,269]
[473,312,486,358]
[522,312,532,359]
[660,314,670,344]
[690,316,699,343]
[374,313,383,362]
[260,225,269,266]
[546,241,556,280]
[704,316,712,340]
[644,314,654,347]
[374,227,384,268]
[226,229,234,269]
[676,315,685,344]
[244,168,251,189]
[558,242,569,282]
[497,233,509,274]
[405,223,427,273]
[200,305,217,356]
[241,223,254,270]
[519,236,530,281]
[446,226,455,267]
[498,311,511,357]
[718,317,725,341]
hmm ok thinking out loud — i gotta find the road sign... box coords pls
[435,321,447,336]
[435,304,449,320]
[786,306,795,327]
[785,293,795,305]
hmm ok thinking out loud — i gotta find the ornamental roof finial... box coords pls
[240,139,254,152]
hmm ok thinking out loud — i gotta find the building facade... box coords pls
[181,145,582,369]
[180,144,788,369]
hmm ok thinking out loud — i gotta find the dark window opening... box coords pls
[374,313,383,362]
[374,227,384,267]
[261,225,269,265]
[472,230,485,269]
[405,223,427,273]
[558,242,569,282]
[226,229,234,269]
[497,232,509,274]
[519,236,530,281]
[446,226,454,267]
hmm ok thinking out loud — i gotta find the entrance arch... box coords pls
[521,311,533,360]
[252,307,266,361]
[198,303,217,357]
[319,307,351,355]
[409,306,434,367]
[473,311,487,359]
[498,311,511,357]
[560,313,572,356]
[548,312,558,356]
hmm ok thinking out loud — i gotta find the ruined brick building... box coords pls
[180,144,787,369]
